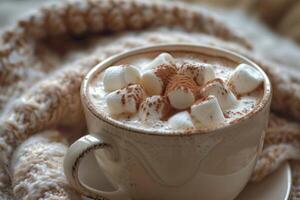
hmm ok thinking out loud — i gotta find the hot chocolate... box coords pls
[89,52,264,132]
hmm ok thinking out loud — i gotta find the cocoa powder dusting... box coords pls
[119,84,145,109]
[193,95,212,105]
[179,62,202,84]
[154,63,177,88]
[205,78,224,85]
[200,78,229,97]
[165,74,199,96]
[160,96,174,120]
[121,94,126,105]
[139,95,174,121]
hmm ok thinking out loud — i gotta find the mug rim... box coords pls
[81,44,272,136]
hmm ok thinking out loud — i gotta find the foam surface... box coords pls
[89,52,263,132]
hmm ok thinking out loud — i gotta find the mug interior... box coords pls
[81,44,272,136]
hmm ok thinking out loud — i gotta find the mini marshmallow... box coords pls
[201,79,237,110]
[141,64,177,95]
[167,88,195,110]
[103,65,140,92]
[141,70,164,95]
[143,52,174,71]
[166,75,198,110]
[139,95,172,122]
[168,111,194,130]
[106,84,145,115]
[123,65,140,84]
[178,63,215,86]
[228,63,264,95]
[191,96,225,128]
[103,66,124,92]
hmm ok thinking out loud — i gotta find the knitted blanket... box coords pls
[1,0,300,199]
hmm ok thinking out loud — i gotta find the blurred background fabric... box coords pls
[185,0,300,43]
[1,0,300,44]
[1,0,300,200]
[1,0,300,69]
[0,1,55,29]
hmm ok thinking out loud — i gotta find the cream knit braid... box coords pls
[1,0,300,199]
[11,130,81,200]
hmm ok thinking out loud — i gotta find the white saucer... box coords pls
[79,153,291,200]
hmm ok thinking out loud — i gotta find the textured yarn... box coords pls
[1,0,300,199]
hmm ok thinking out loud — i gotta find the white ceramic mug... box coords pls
[64,44,272,200]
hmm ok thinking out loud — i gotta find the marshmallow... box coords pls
[228,63,264,95]
[178,63,215,86]
[201,79,237,110]
[103,65,140,92]
[106,84,146,115]
[143,52,174,71]
[123,65,140,84]
[141,64,177,95]
[168,111,194,130]
[139,95,172,122]
[141,70,164,95]
[103,66,124,91]
[191,96,225,128]
[166,75,199,110]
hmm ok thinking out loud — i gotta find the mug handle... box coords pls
[64,134,127,200]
